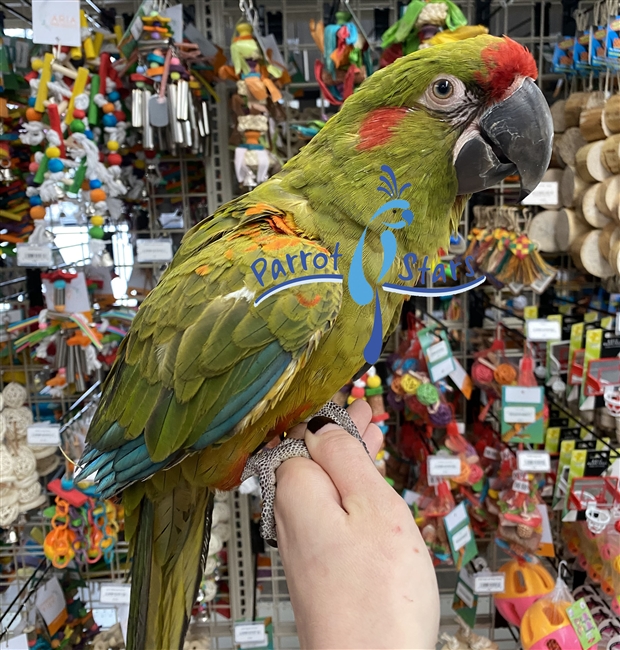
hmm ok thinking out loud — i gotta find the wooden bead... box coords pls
[90,188,106,202]
[25,108,43,122]
[30,206,46,219]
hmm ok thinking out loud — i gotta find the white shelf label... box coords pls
[27,424,60,446]
[483,446,500,460]
[136,239,173,263]
[16,244,52,268]
[456,581,475,608]
[504,405,536,423]
[504,386,543,404]
[428,456,462,477]
[100,584,131,604]
[234,622,266,645]
[429,356,456,382]
[32,0,81,47]
[427,340,449,363]
[513,479,531,494]
[452,526,472,551]
[474,573,506,594]
[445,503,468,531]
[521,181,559,206]
[518,451,551,473]
[526,319,562,341]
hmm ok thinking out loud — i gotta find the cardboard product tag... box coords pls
[418,327,456,383]
[35,577,67,636]
[452,568,477,628]
[444,503,477,569]
[566,598,602,649]
[501,386,544,444]
[32,0,81,47]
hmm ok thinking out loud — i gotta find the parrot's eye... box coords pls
[433,79,453,99]
[420,74,466,112]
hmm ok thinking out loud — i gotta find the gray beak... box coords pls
[455,77,553,200]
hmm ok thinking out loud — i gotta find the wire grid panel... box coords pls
[0,491,238,644]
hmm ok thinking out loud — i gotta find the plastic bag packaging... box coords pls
[520,566,597,650]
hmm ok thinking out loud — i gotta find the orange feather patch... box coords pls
[296,292,322,308]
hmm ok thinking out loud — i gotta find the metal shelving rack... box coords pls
[1,0,574,647]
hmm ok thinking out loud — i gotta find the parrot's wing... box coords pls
[78,204,342,497]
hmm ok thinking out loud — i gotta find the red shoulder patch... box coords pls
[475,38,538,102]
[357,107,408,150]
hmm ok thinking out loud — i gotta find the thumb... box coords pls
[304,424,387,511]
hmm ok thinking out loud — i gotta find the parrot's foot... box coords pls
[241,401,367,546]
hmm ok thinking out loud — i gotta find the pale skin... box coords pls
[275,400,440,650]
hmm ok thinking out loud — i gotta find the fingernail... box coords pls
[307,416,336,434]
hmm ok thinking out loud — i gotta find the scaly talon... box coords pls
[241,402,367,545]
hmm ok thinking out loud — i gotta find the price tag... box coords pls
[16,244,52,268]
[427,340,449,363]
[100,584,131,604]
[444,503,468,531]
[401,489,422,506]
[35,577,67,635]
[518,451,551,473]
[452,526,472,551]
[455,580,475,608]
[526,319,562,341]
[27,424,60,446]
[483,446,500,460]
[429,356,456,383]
[234,622,266,645]
[521,181,559,206]
[513,479,530,494]
[566,598,602,649]
[428,456,462,477]
[91,608,118,628]
[136,239,173,263]
[474,573,506,594]
[32,0,81,47]
[504,386,543,404]
[504,405,536,423]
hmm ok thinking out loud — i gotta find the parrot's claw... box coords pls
[241,401,367,546]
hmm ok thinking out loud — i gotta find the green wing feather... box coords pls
[84,199,342,482]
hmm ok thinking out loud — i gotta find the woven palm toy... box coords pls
[310,10,372,105]
[380,0,487,67]
[466,207,557,292]
[218,21,290,107]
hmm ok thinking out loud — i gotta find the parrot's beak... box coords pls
[454,77,553,199]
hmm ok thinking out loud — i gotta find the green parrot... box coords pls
[76,34,552,650]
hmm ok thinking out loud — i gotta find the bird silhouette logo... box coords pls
[348,165,414,364]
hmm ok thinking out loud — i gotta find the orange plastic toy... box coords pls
[494,559,554,626]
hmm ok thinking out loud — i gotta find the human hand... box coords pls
[275,400,439,650]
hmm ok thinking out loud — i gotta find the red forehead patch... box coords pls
[475,38,538,101]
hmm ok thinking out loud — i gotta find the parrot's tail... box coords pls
[126,484,215,650]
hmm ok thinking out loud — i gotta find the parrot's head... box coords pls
[348,34,552,199]
[279,35,552,262]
